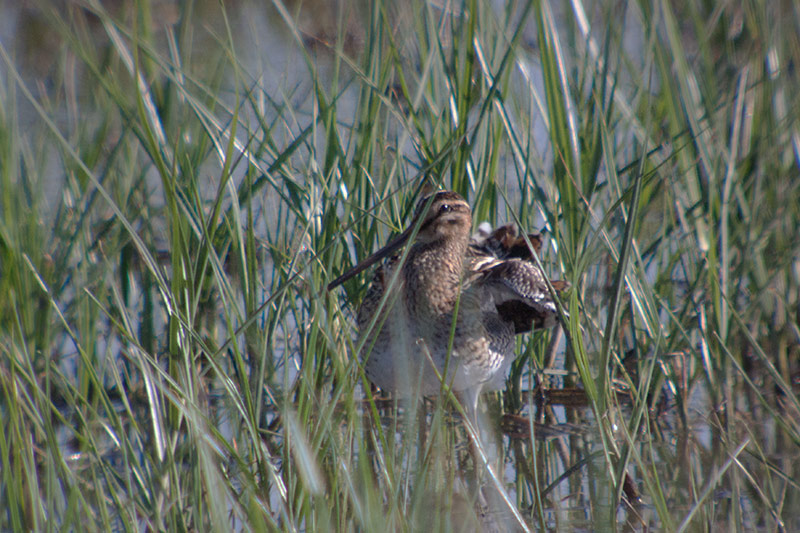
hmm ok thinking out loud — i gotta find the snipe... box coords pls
[328,191,567,415]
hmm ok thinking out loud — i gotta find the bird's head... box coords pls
[327,190,472,290]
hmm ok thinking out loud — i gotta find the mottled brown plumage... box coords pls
[329,191,566,414]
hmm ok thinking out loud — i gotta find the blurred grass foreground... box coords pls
[1,0,799,531]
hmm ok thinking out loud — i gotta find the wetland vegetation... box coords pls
[1,0,799,530]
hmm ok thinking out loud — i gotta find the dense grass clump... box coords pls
[1,1,798,530]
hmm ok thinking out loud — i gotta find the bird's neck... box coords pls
[404,237,468,315]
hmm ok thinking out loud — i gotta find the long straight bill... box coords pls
[326,228,412,290]
[327,191,442,291]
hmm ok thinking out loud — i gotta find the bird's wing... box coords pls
[468,257,567,334]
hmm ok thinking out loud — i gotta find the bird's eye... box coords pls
[439,203,451,214]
